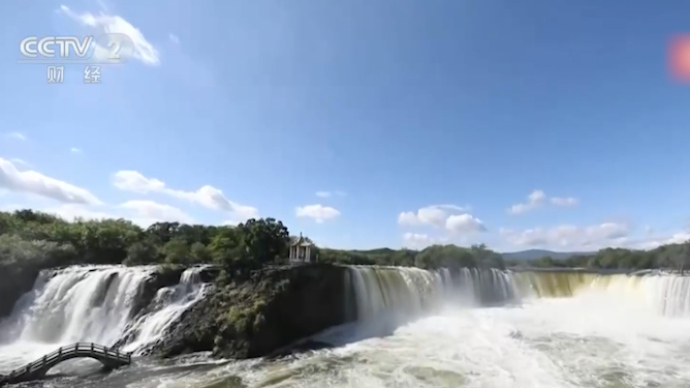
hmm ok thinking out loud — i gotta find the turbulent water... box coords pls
[0,265,209,375]
[3,265,690,387]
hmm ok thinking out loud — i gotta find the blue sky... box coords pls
[1,0,689,251]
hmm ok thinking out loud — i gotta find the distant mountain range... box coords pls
[501,249,594,261]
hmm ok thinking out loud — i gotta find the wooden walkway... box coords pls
[0,343,132,386]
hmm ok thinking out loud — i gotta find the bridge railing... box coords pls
[7,342,132,378]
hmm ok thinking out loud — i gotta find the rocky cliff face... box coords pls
[154,264,356,359]
[0,267,40,319]
[1,262,354,361]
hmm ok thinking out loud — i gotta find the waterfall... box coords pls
[349,266,442,322]
[0,266,153,346]
[346,267,690,323]
[347,266,518,323]
[0,265,211,355]
[7,262,690,374]
[507,270,690,318]
[120,266,211,353]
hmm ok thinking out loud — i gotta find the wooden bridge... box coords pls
[0,343,132,386]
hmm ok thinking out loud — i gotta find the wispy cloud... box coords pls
[70,147,82,154]
[5,132,27,141]
[402,232,448,249]
[315,190,347,198]
[295,204,340,223]
[10,158,31,167]
[169,33,179,45]
[500,222,630,250]
[112,170,258,223]
[398,204,485,233]
[120,200,194,224]
[0,157,101,205]
[59,5,160,66]
[508,190,579,215]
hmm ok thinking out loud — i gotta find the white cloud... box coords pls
[5,132,27,141]
[113,170,166,193]
[70,147,82,154]
[112,170,258,222]
[398,204,467,227]
[398,204,485,234]
[169,33,179,44]
[398,211,419,225]
[120,200,194,224]
[10,158,31,167]
[4,200,194,228]
[508,190,546,215]
[402,232,448,249]
[500,222,630,250]
[508,190,579,214]
[42,204,115,221]
[295,204,340,223]
[0,157,100,205]
[630,232,690,250]
[446,213,487,233]
[59,5,160,66]
[315,190,346,198]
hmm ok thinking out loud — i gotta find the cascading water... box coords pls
[1,266,154,346]
[511,270,690,317]
[6,265,690,387]
[346,266,518,323]
[120,266,211,353]
[343,266,690,331]
[0,265,211,373]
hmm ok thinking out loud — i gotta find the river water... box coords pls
[2,266,690,388]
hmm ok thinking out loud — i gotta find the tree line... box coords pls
[1,209,688,276]
[0,209,508,273]
[512,244,690,272]
[0,209,291,272]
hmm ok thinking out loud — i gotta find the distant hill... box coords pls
[501,249,594,261]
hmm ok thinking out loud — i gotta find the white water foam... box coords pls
[0,265,209,374]
[121,266,211,353]
[5,265,690,387]
[157,270,690,388]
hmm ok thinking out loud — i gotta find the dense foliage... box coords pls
[1,209,689,275]
[318,244,505,269]
[510,244,690,271]
[0,210,291,271]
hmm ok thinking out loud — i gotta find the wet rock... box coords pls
[199,266,221,283]
[147,289,219,357]
[0,267,40,319]
[128,266,186,320]
[268,340,334,358]
[153,264,356,360]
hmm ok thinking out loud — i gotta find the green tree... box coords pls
[209,226,242,267]
[238,218,290,265]
[190,242,212,263]
[124,240,160,266]
[162,237,192,265]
